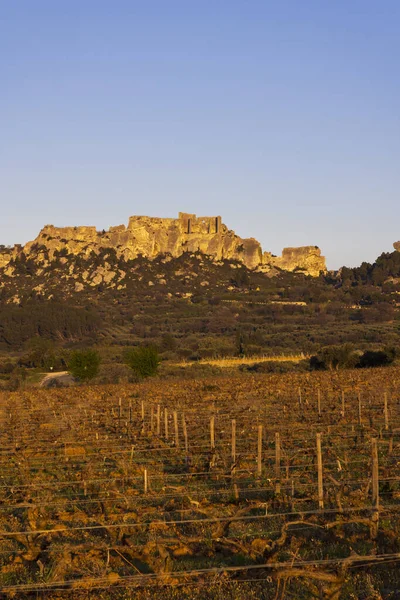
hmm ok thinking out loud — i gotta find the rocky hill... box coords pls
[0,212,326,285]
[1,222,400,362]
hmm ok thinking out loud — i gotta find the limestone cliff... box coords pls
[269,246,326,277]
[2,212,326,276]
[0,250,13,269]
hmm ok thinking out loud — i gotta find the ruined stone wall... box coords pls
[112,213,252,264]
[178,213,222,235]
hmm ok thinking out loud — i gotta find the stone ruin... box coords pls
[2,213,327,276]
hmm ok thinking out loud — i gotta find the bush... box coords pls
[310,344,398,371]
[94,363,132,384]
[68,349,101,381]
[309,344,358,371]
[309,355,326,371]
[0,361,14,375]
[124,346,160,379]
[7,366,27,391]
[357,350,394,368]
[161,333,177,352]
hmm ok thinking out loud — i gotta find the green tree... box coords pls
[124,346,160,379]
[310,344,358,371]
[21,337,56,370]
[68,349,101,381]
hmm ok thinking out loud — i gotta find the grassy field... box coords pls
[0,368,399,598]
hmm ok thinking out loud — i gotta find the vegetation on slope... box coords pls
[1,248,400,386]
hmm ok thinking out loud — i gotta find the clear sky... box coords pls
[1,1,399,270]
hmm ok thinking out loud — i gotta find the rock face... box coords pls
[270,246,326,277]
[0,250,13,269]
[2,212,326,276]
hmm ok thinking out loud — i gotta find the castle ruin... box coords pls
[4,212,327,276]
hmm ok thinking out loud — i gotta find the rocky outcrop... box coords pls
[394,242,400,252]
[267,246,326,277]
[2,212,327,276]
[0,250,14,269]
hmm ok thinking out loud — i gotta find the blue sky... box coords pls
[1,1,399,269]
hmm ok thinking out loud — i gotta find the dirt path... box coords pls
[39,371,71,387]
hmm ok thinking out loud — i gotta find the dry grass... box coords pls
[173,353,309,368]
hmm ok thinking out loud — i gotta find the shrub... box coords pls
[0,361,14,375]
[68,349,101,381]
[309,355,326,370]
[94,363,132,384]
[310,344,398,371]
[309,344,358,371]
[124,346,160,379]
[161,333,177,352]
[7,366,27,390]
[357,350,394,368]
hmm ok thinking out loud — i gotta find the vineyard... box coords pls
[0,368,400,598]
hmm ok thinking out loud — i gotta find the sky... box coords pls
[1,1,399,270]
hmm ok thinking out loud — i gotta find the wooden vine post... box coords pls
[358,392,362,426]
[182,413,188,453]
[118,398,122,422]
[316,433,324,509]
[275,432,281,494]
[257,425,263,477]
[371,437,379,539]
[231,419,236,462]
[150,406,154,432]
[317,389,321,417]
[341,390,345,418]
[164,408,169,440]
[141,401,145,433]
[210,416,215,450]
[384,393,389,431]
[156,404,161,436]
[231,419,237,477]
[173,411,179,448]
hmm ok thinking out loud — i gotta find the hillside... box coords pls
[1,219,400,379]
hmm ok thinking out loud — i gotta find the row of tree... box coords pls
[0,302,100,349]
[68,346,160,381]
